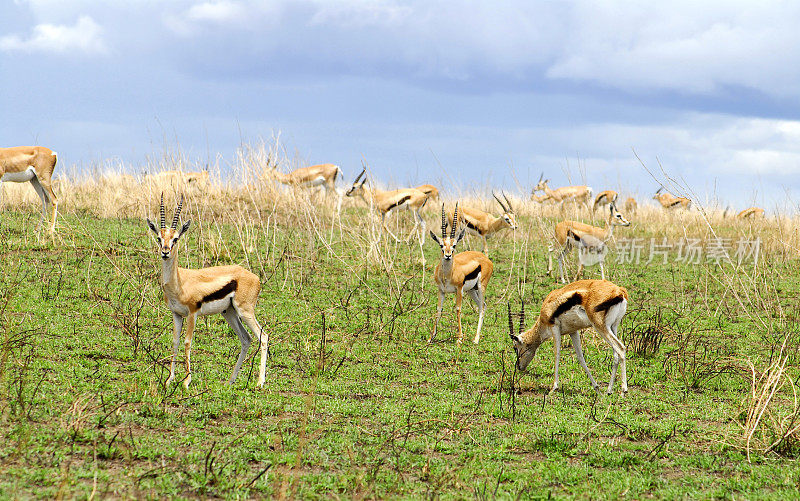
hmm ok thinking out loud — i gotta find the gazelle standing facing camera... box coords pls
[509,279,629,395]
[429,203,493,344]
[147,194,269,388]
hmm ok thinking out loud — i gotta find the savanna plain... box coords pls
[1,145,800,499]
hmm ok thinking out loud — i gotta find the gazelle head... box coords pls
[429,203,466,261]
[532,172,549,193]
[608,202,630,227]
[493,192,518,230]
[345,168,368,199]
[508,302,542,371]
[147,193,192,260]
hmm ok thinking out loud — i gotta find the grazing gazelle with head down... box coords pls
[147,194,269,388]
[429,203,494,344]
[0,146,59,233]
[509,279,629,395]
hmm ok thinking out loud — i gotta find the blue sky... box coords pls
[2,0,800,208]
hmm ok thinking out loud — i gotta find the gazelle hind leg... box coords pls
[239,309,268,388]
[468,287,485,344]
[222,308,252,385]
[455,288,464,344]
[183,314,197,388]
[549,329,562,394]
[29,177,49,231]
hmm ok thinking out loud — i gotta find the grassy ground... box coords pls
[1,171,799,499]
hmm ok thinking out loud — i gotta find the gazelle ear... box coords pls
[455,226,467,244]
[146,219,159,235]
[429,230,442,246]
[179,220,192,236]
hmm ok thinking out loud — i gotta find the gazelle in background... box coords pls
[653,187,691,210]
[548,202,630,282]
[737,207,765,219]
[593,190,618,212]
[145,170,209,188]
[0,146,58,233]
[147,195,269,388]
[509,279,629,395]
[414,184,439,200]
[345,168,430,243]
[267,158,343,212]
[532,173,593,206]
[429,204,493,344]
[623,197,638,214]
[447,192,518,255]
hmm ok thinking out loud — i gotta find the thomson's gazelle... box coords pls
[0,146,59,233]
[653,187,691,210]
[532,173,593,206]
[509,279,629,395]
[429,204,493,344]
[147,195,269,388]
[548,202,630,283]
[345,168,430,243]
[447,192,518,255]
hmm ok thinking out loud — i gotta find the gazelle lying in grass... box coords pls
[447,192,518,255]
[0,146,59,233]
[429,204,493,344]
[623,197,638,215]
[737,207,765,219]
[147,194,269,388]
[509,279,630,395]
[548,202,630,282]
[653,187,691,210]
[345,168,430,243]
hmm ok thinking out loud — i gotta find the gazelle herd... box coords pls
[3,143,772,397]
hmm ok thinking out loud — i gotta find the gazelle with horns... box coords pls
[0,146,59,233]
[345,167,430,243]
[447,192,518,255]
[508,279,630,395]
[532,173,593,206]
[147,195,269,388]
[653,187,691,210]
[429,204,494,344]
[548,202,630,283]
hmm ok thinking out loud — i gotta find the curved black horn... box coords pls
[503,191,514,213]
[519,300,525,336]
[159,192,165,229]
[353,168,366,184]
[451,202,459,239]
[493,192,507,212]
[440,203,447,237]
[507,303,514,338]
[171,195,184,229]
[538,172,544,183]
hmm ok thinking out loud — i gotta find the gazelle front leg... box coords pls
[429,289,445,343]
[183,313,197,388]
[569,331,600,393]
[166,312,184,385]
[549,328,562,394]
[380,212,401,242]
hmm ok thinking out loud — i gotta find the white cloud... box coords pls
[186,1,245,23]
[0,15,107,55]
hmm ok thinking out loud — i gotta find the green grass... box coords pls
[1,204,798,499]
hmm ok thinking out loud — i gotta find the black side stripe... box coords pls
[549,293,582,323]
[464,219,482,234]
[594,295,624,313]
[197,279,237,310]
[386,195,411,211]
[464,266,481,281]
[668,200,683,207]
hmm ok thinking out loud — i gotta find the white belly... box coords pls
[2,166,36,183]
[302,176,326,188]
[462,274,480,292]
[198,295,234,316]
[557,305,591,332]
